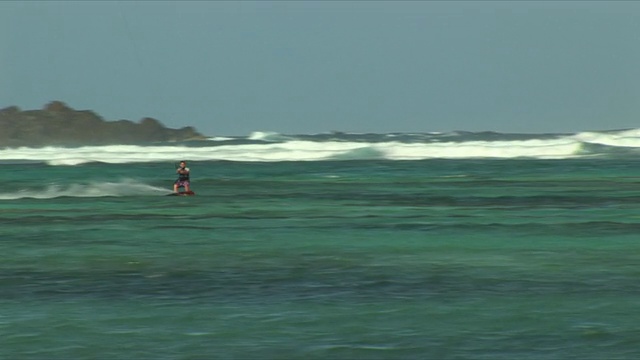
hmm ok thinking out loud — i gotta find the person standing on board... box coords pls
[173,160,191,193]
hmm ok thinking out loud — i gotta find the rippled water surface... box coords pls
[2,158,640,359]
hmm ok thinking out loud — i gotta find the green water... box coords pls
[2,159,640,359]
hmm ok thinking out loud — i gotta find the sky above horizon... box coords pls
[1,1,639,136]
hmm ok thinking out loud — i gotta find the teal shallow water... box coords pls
[2,159,640,359]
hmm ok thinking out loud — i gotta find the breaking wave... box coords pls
[1,129,639,165]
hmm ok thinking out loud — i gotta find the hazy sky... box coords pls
[2,1,639,136]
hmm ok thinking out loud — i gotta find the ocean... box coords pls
[1,129,640,359]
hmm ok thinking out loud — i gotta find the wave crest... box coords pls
[1,129,638,164]
[248,131,291,142]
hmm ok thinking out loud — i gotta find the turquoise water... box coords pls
[2,158,640,359]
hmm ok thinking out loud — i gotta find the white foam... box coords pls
[378,138,582,160]
[247,131,291,142]
[0,140,580,164]
[207,136,235,141]
[573,129,640,148]
[1,129,638,164]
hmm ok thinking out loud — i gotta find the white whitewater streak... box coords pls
[0,142,370,164]
[379,138,582,160]
[6,128,640,164]
[0,139,583,164]
[207,136,235,141]
[0,180,169,200]
[0,145,199,165]
[248,131,292,142]
[573,129,640,148]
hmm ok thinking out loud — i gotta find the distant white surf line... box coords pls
[0,135,631,165]
[207,136,236,141]
[0,181,169,200]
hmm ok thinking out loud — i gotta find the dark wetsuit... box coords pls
[175,167,190,188]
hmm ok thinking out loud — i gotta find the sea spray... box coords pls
[0,180,168,199]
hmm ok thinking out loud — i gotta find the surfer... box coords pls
[173,161,191,193]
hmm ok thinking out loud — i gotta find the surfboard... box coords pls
[167,191,195,196]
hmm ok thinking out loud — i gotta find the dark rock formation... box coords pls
[0,101,207,147]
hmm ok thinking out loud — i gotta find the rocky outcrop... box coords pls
[0,101,207,147]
